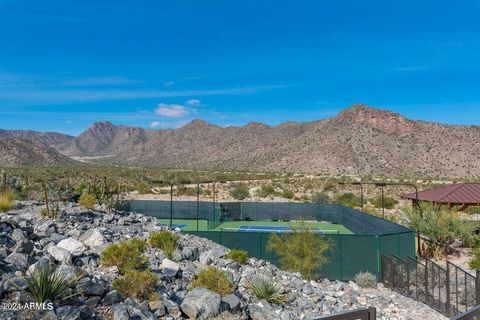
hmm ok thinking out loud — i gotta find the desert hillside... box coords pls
[1,104,480,178]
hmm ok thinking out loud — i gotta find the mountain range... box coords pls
[1,104,479,179]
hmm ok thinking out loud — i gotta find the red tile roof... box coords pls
[403,183,480,205]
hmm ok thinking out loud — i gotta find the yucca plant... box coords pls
[24,265,84,303]
[249,277,286,304]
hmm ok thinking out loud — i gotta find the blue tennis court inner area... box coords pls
[234,225,339,234]
[239,225,296,232]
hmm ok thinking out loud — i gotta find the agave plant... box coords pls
[24,264,84,303]
[249,277,286,304]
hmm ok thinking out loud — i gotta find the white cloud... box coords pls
[155,103,195,118]
[150,121,161,128]
[149,120,190,129]
[186,99,201,106]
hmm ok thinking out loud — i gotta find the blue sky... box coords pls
[0,0,479,135]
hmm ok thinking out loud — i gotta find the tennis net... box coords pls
[219,227,340,235]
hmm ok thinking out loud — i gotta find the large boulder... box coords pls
[79,228,106,248]
[14,238,34,254]
[160,258,180,278]
[181,247,199,261]
[47,245,72,264]
[222,294,241,312]
[248,302,279,320]
[180,288,222,319]
[34,221,56,237]
[5,252,34,271]
[77,277,107,296]
[57,238,86,257]
[27,258,51,275]
[55,305,82,320]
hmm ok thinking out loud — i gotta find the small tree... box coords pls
[266,222,332,279]
[230,183,250,200]
[404,204,477,258]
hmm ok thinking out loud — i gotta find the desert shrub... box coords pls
[354,271,377,288]
[25,264,84,303]
[149,230,180,260]
[40,207,50,217]
[189,267,235,296]
[256,184,277,198]
[113,269,159,300]
[225,249,248,264]
[335,193,362,208]
[282,189,294,199]
[266,222,332,279]
[74,182,88,196]
[371,195,398,209]
[137,182,152,194]
[78,192,96,209]
[0,190,17,212]
[101,238,148,273]
[230,183,249,200]
[470,247,480,269]
[249,277,286,304]
[311,192,330,204]
[300,194,310,202]
[0,195,13,213]
[176,186,200,197]
[405,204,477,252]
[323,178,337,192]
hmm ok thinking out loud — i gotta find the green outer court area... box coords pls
[157,218,353,234]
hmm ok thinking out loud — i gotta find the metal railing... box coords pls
[381,254,480,317]
[313,307,376,320]
[451,305,480,320]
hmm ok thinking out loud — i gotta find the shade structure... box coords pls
[403,183,480,209]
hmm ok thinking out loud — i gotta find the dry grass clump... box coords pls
[189,267,235,296]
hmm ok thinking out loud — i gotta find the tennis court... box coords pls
[127,200,416,281]
[214,220,352,234]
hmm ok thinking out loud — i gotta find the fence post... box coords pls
[446,262,451,316]
[476,269,480,306]
[368,307,377,320]
[376,236,381,281]
[390,256,395,290]
[339,236,343,280]
[425,260,429,303]
[416,231,421,257]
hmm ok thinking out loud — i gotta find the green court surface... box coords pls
[157,219,209,231]
[213,220,353,234]
[157,218,352,234]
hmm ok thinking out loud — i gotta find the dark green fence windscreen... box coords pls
[125,200,416,281]
[187,230,415,281]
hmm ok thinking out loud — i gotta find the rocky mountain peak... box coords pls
[333,104,413,134]
[88,121,115,131]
